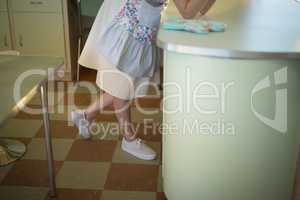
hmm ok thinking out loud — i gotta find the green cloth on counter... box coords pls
[161,17,226,34]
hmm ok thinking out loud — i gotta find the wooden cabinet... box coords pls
[0,0,7,11]
[13,12,64,56]
[0,0,11,50]
[0,11,11,50]
[10,0,64,56]
[0,0,81,80]
[11,0,62,12]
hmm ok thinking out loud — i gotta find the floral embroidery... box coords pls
[114,0,166,44]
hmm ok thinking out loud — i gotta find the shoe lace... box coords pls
[136,138,143,147]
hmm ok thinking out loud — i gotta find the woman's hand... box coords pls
[173,0,216,19]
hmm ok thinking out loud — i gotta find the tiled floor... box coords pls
[1,68,299,200]
[0,70,165,200]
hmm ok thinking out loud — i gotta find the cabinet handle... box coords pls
[18,35,23,47]
[4,35,8,47]
[29,1,43,5]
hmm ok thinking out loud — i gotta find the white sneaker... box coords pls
[121,138,157,160]
[71,110,91,139]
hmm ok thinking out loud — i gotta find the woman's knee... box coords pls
[113,97,132,112]
[112,96,126,106]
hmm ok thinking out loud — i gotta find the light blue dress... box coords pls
[78,0,163,100]
[97,0,166,78]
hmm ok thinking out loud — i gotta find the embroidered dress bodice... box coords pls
[114,0,167,44]
[97,0,167,78]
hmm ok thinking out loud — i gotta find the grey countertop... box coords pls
[0,55,63,125]
[157,0,300,59]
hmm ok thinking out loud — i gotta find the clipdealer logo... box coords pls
[251,67,288,134]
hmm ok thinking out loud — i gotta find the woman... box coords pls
[72,0,216,160]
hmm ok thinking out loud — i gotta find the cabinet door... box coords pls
[13,12,64,57]
[0,0,7,11]
[11,0,61,13]
[0,11,11,50]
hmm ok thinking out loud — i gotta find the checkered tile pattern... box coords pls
[0,80,165,200]
[2,71,299,200]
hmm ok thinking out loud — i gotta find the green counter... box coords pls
[158,0,300,199]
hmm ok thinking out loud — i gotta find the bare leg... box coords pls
[112,97,136,141]
[84,92,114,121]
[83,92,136,141]
[113,97,157,160]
